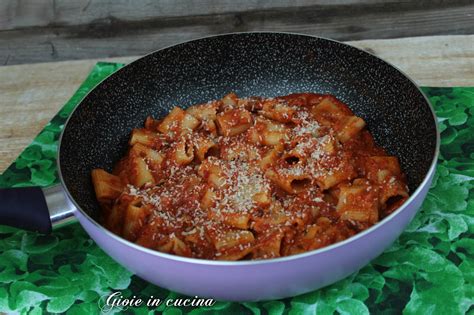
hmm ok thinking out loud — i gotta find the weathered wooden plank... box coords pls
[1,1,473,65]
[0,35,473,172]
[0,56,134,173]
[0,0,406,30]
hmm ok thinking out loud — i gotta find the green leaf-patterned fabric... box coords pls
[0,63,473,314]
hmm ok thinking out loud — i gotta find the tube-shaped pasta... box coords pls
[186,102,218,121]
[174,139,194,165]
[198,159,226,188]
[201,188,217,209]
[216,108,253,136]
[169,234,192,257]
[220,141,259,161]
[208,211,250,230]
[130,143,164,168]
[365,156,402,180]
[129,155,155,187]
[248,117,289,146]
[216,246,254,261]
[311,95,353,125]
[91,169,124,202]
[283,149,306,165]
[122,202,152,241]
[104,203,124,235]
[158,107,199,136]
[182,112,201,131]
[252,191,272,208]
[260,99,296,123]
[314,160,356,190]
[201,119,218,137]
[194,137,218,161]
[221,92,239,109]
[336,180,379,225]
[364,156,409,207]
[336,116,366,143]
[252,232,284,259]
[380,179,409,205]
[259,145,283,170]
[214,230,254,251]
[129,128,158,147]
[157,107,182,134]
[237,97,264,112]
[144,116,161,130]
[251,202,289,234]
[265,169,312,194]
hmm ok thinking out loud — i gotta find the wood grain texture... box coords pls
[0,0,335,30]
[0,0,442,30]
[1,0,473,65]
[0,35,473,172]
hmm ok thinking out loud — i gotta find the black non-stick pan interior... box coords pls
[59,33,437,219]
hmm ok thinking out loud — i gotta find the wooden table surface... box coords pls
[1,34,473,172]
[2,0,474,65]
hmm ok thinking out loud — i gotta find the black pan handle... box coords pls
[0,185,76,233]
[0,186,52,233]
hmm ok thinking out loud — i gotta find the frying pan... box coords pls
[0,32,439,301]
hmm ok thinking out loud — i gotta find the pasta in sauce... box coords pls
[92,93,409,260]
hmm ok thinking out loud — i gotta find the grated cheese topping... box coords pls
[99,93,410,261]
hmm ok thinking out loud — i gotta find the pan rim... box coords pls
[57,31,440,266]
